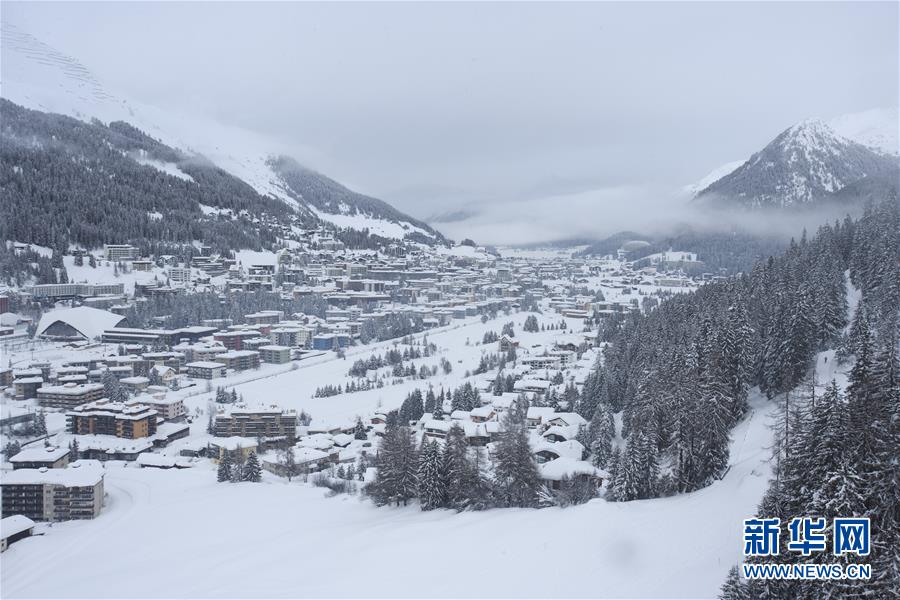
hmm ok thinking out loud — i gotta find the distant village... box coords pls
[0,232,720,550]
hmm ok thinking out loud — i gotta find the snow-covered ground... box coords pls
[63,255,168,295]
[1,391,776,599]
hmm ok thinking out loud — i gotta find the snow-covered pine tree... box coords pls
[217,451,232,483]
[368,424,418,506]
[353,417,367,440]
[68,439,79,462]
[492,395,542,508]
[417,439,445,510]
[242,451,262,482]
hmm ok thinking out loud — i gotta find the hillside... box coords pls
[0,21,444,246]
[269,156,445,243]
[0,99,300,254]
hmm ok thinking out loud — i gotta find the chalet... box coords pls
[533,440,586,463]
[538,458,608,491]
[498,335,519,352]
[514,379,552,395]
[546,413,587,429]
[423,419,452,441]
[526,406,556,429]
[463,421,492,446]
[470,405,496,423]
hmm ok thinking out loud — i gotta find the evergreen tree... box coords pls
[718,565,748,600]
[492,396,542,508]
[217,451,232,482]
[34,411,48,436]
[417,440,446,510]
[353,417,368,440]
[4,440,21,459]
[68,439,79,462]
[242,451,262,482]
[368,425,419,506]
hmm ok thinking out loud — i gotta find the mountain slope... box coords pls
[269,157,444,243]
[0,99,300,253]
[829,106,899,156]
[694,119,899,209]
[0,21,441,244]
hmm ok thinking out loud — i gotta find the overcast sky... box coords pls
[4,2,898,242]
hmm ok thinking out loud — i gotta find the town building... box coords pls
[103,244,140,261]
[67,400,158,439]
[37,383,105,409]
[9,446,70,470]
[138,395,186,421]
[1,462,105,521]
[214,404,298,439]
[186,361,226,379]
[215,350,260,372]
[259,345,291,364]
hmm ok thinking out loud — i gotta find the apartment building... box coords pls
[1,462,104,521]
[259,345,291,364]
[214,404,297,439]
[215,350,260,372]
[186,361,226,380]
[104,244,140,261]
[37,383,104,409]
[67,400,158,439]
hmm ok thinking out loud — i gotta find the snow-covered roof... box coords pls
[547,413,587,428]
[298,434,335,451]
[424,419,452,432]
[185,361,225,369]
[1,461,104,487]
[36,306,125,340]
[137,453,177,468]
[294,447,329,463]
[526,406,556,421]
[332,433,353,447]
[208,437,258,451]
[532,439,585,460]
[1,515,35,539]
[470,406,495,419]
[539,458,607,481]
[9,445,69,463]
[515,379,552,391]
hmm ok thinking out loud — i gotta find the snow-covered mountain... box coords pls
[829,107,899,157]
[692,116,899,209]
[0,22,443,243]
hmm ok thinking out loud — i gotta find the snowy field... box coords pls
[1,393,776,599]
